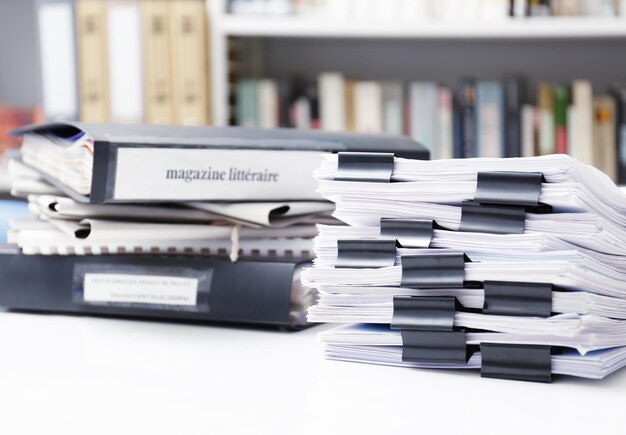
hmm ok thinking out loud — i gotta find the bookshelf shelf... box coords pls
[207,0,626,126]
[219,16,626,39]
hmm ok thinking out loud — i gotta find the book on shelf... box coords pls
[36,0,78,121]
[75,0,109,123]
[36,0,210,126]
[231,72,625,182]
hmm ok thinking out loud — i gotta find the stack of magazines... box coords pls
[303,153,626,381]
[2,122,427,327]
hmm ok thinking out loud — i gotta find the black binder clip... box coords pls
[335,239,397,268]
[459,201,527,234]
[391,296,470,364]
[335,152,395,183]
[380,218,434,248]
[474,172,543,206]
[399,252,466,288]
[480,343,552,383]
[483,281,553,318]
[459,171,549,235]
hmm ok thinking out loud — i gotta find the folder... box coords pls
[0,246,313,328]
[11,122,428,203]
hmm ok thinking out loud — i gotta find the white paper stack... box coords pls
[8,158,335,260]
[303,153,626,381]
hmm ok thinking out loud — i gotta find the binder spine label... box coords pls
[112,147,326,201]
[72,264,212,312]
[84,273,198,307]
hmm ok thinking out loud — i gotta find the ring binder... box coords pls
[400,252,466,288]
[335,152,395,183]
[380,218,434,248]
[459,201,527,234]
[480,343,552,383]
[474,172,543,206]
[483,281,553,317]
[335,239,397,268]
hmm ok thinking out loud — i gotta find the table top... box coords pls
[0,310,624,435]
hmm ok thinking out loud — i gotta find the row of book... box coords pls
[37,0,210,125]
[234,75,626,182]
[227,0,626,19]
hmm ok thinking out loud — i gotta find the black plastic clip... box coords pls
[335,239,396,268]
[392,296,469,364]
[459,171,548,235]
[391,296,457,330]
[474,172,543,206]
[400,252,466,288]
[481,343,552,383]
[335,152,395,183]
[483,281,553,318]
[459,201,527,235]
[380,218,434,248]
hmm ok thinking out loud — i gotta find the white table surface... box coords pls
[0,311,624,435]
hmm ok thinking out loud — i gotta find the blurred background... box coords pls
[1,0,626,194]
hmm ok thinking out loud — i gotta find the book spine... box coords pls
[570,80,594,165]
[169,0,210,125]
[592,96,617,181]
[382,82,403,136]
[354,81,383,133]
[504,78,523,157]
[303,80,320,129]
[409,82,438,157]
[537,82,555,155]
[520,104,536,157]
[344,79,356,132]
[276,76,293,128]
[37,0,79,121]
[553,83,569,154]
[457,79,477,158]
[257,79,278,129]
[319,72,346,131]
[476,81,504,158]
[437,86,453,159]
[141,0,173,124]
[611,84,626,183]
[107,0,143,123]
[235,79,258,127]
[76,0,109,123]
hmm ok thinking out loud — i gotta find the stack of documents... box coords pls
[3,122,427,327]
[303,153,626,381]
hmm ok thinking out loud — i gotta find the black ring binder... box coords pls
[480,343,552,383]
[391,296,457,331]
[400,252,466,288]
[335,152,395,183]
[335,239,397,268]
[474,171,543,206]
[459,201,527,234]
[380,218,434,248]
[483,281,553,317]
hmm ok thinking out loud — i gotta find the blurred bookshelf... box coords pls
[20,0,626,182]
[206,0,626,183]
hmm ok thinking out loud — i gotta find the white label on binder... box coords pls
[83,273,198,306]
[113,148,326,201]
